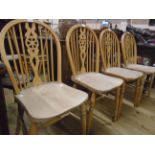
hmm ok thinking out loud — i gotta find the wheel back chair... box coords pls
[66,24,124,133]
[121,32,155,96]
[0,20,88,135]
[99,29,145,108]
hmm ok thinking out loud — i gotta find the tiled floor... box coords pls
[4,86,155,135]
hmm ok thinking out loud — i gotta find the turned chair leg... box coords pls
[118,83,125,118]
[15,114,21,135]
[134,79,141,107]
[29,122,38,135]
[113,87,121,121]
[80,103,87,135]
[13,92,21,135]
[137,76,145,105]
[87,93,96,134]
[147,73,155,97]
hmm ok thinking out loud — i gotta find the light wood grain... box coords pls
[121,32,137,66]
[105,67,143,82]
[16,82,88,120]
[66,24,100,75]
[5,87,155,135]
[99,29,144,106]
[121,32,155,96]
[72,72,123,93]
[66,25,124,133]
[0,19,62,93]
[0,20,88,135]
[126,64,155,74]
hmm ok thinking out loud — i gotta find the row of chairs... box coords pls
[0,20,154,134]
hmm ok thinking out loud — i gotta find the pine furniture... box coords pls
[121,32,155,96]
[66,24,124,133]
[0,20,88,135]
[99,29,144,107]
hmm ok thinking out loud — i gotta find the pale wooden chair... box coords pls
[99,29,144,107]
[0,20,88,135]
[66,24,124,133]
[121,32,155,96]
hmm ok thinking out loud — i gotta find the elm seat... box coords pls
[105,67,143,82]
[72,72,123,94]
[16,82,88,120]
[126,64,155,75]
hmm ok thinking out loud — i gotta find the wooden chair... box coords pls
[0,19,88,135]
[121,32,155,96]
[66,24,124,133]
[99,29,144,107]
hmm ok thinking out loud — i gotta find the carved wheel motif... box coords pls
[125,35,131,62]
[105,33,112,67]
[79,28,87,73]
[25,23,42,85]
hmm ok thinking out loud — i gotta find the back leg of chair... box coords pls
[134,78,143,107]
[87,93,96,134]
[147,73,155,97]
[15,111,21,135]
[11,90,21,135]
[80,103,87,134]
[137,75,146,106]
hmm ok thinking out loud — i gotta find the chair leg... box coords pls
[29,121,38,135]
[15,104,28,134]
[133,78,141,107]
[113,87,121,121]
[80,103,87,135]
[15,114,21,135]
[18,104,28,135]
[137,76,145,105]
[118,83,126,118]
[13,91,20,134]
[147,73,155,97]
[87,93,96,134]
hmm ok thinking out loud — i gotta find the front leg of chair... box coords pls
[87,93,96,134]
[118,83,125,118]
[29,121,38,135]
[80,102,87,135]
[113,87,121,121]
[147,73,155,97]
[15,104,28,135]
[15,113,21,135]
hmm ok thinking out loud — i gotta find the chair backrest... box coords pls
[99,29,121,70]
[0,19,62,94]
[66,24,100,76]
[121,32,137,66]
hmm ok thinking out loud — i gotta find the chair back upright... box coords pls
[0,19,62,94]
[66,24,100,76]
[99,29,121,70]
[121,32,137,66]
